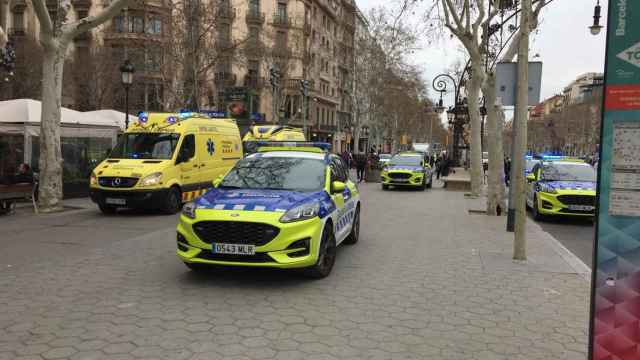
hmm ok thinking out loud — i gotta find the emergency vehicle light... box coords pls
[138,112,149,123]
[254,141,332,152]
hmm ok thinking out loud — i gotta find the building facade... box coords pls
[562,72,604,105]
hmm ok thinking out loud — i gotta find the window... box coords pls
[146,48,162,72]
[330,157,347,182]
[12,11,24,30]
[114,16,125,33]
[178,135,196,162]
[249,26,260,43]
[316,108,320,124]
[147,18,162,35]
[249,0,260,14]
[277,2,287,19]
[276,31,287,50]
[129,16,144,33]
[248,60,260,82]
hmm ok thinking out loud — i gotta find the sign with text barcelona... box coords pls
[589,1,640,359]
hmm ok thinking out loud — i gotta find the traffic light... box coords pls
[269,66,281,89]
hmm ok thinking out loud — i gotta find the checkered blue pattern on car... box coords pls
[336,210,355,233]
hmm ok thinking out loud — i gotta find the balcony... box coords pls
[11,0,27,11]
[214,72,237,87]
[218,6,236,21]
[285,78,315,92]
[8,28,25,37]
[244,40,264,56]
[71,0,91,10]
[272,14,291,28]
[246,9,265,25]
[244,75,265,89]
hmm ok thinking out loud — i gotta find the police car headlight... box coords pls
[182,202,197,219]
[139,172,162,187]
[280,202,320,223]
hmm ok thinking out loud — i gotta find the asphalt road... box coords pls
[528,213,595,268]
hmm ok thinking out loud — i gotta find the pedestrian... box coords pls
[356,154,366,182]
[435,156,443,180]
[14,163,34,184]
[504,157,511,186]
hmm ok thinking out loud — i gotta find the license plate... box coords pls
[568,205,594,211]
[105,198,126,205]
[393,179,409,182]
[212,243,256,255]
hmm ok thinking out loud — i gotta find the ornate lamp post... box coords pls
[432,72,470,166]
[120,59,135,129]
[589,0,603,35]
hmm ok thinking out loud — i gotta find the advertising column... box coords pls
[590,1,640,359]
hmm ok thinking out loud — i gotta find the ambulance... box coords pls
[89,112,242,214]
[242,125,306,155]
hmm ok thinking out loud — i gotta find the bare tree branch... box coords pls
[30,0,54,35]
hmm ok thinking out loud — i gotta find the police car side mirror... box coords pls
[331,181,346,194]
[526,174,536,182]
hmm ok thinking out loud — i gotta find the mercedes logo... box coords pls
[113,178,122,186]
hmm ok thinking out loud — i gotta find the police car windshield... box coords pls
[110,133,180,160]
[526,160,537,172]
[379,154,392,159]
[220,157,326,192]
[389,156,421,166]
[541,163,596,182]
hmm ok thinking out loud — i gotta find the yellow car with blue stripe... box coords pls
[526,160,597,220]
[177,142,360,278]
[381,152,433,190]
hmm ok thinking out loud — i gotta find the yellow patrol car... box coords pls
[242,125,306,154]
[177,142,360,278]
[526,159,597,220]
[381,152,433,190]
[90,112,242,214]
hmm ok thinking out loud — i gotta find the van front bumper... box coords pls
[90,188,169,209]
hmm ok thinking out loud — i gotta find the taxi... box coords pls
[176,142,360,278]
[526,159,597,220]
[380,152,433,190]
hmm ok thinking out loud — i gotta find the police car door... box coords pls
[330,157,354,243]
[526,164,540,207]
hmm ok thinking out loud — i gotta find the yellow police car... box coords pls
[177,142,360,278]
[380,152,433,190]
[526,159,597,220]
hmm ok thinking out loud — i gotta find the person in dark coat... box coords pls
[356,154,366,182]
[14,164,34,184]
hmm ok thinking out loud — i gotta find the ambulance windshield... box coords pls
[110,133,181,160]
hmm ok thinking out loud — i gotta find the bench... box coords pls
[0,182,38,215]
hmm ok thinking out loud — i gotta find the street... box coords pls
[0,182,590,360]
[529,215,595,268]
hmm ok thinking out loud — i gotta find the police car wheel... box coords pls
[99,204,117,215]
[343,206,360,245]
[304,224,336,279]
[532,195,544,221]
[163,187,182,214]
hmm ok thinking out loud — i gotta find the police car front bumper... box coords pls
[381,171,424,186]
[536,192,596,217]
[177,210,324,269]
[90,187,169,209]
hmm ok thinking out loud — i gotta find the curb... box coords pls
[530,221,592,282]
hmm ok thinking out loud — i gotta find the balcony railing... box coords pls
[246,9,265,24]
[214,72,236,86]
[244,75,265,89]
[8,27,25,37]
[272,13,291,27]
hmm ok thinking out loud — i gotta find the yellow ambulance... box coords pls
[243,125,306,154]
[89,112,242,214]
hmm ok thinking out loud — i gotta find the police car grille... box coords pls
[557,195,595,206]
[196,251,274,263]
[388,173,412,179]
[98,177,138,188]
[192,221,280,246]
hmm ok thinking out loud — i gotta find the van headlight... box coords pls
[90,172,97,186]
[280,202,320,223]
[182,202,197,219]
[138,172,162,187]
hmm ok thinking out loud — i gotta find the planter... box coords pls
[365,169,381,183]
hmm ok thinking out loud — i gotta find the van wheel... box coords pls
[163,187,182,214]
[382,184,389,190]
[304,224,336,279]
[99,204,117,214]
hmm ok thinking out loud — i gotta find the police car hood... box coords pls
[543,180,596,191]
[387,165,422,171]
[195,188,332,212]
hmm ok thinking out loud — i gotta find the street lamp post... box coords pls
[589,0,603,35]
[120,60,135,129]
[432,71,470,166]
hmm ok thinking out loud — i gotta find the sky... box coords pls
[356,0,608,105]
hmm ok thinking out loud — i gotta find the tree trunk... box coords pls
[38,39,68,212]
[484,72,506,215]
[513,0,532,261]
[467,60,484,197]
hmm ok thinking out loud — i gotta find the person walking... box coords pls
[356,154,366,183]
[435,156,443,180]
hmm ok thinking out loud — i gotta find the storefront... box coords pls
[0,99,129,198]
